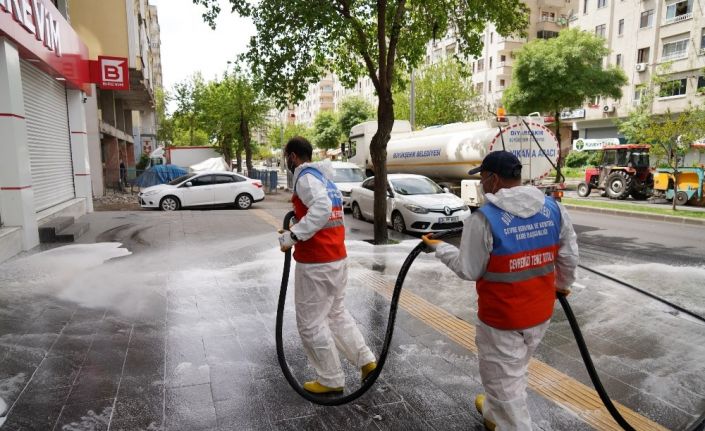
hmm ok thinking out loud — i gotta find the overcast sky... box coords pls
[150,0,255,97]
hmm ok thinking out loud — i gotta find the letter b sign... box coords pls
[97,56,129,90]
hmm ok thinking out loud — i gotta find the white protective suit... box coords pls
[290,160,376,388]
[435,185,579,431]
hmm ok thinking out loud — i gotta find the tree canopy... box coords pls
[503,28,628,160]
[394,58,479,129]
[313,111,343,150]
[194,0,530,243]
[337,96,374,138]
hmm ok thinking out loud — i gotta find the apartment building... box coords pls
[569,0,704,161]
[293,74,335,127]
[69,0,161,195]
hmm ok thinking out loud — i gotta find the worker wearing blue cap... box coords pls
[423,151,579,430]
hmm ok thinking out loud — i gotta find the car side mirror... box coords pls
[184,182,193,187]
[443,187,451,193]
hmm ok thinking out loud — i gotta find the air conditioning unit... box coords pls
[603,104,616,113]
[636,63,648,72]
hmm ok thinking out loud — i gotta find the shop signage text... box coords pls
[0,0,62,56]
[89,56,130,91]
[572,138,620,151]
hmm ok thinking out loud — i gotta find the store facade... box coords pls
[0,0,93,261]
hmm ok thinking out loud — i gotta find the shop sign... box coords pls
[90,56,130,91]
[0,0,90,90]
[572,138,620,151]
[560,109,586,120]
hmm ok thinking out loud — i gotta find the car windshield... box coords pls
[168,174,196,185]
[391,177,443,195]
[333,168,365,183]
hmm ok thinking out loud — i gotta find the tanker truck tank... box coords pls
[347,116,559,184]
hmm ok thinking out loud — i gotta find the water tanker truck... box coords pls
[343,114,562,207]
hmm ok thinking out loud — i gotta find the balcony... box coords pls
[496,38,526,52]
[663,12,692,25]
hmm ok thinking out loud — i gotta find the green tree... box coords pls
[267,123,314,149]
[173,73,206,147]
[313,111,343,150]
[194,0,529,244]
[155,88,173,146]
[394,59,479,129]
[503,29,628,170]
[337,96,374,138]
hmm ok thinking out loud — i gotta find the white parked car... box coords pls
[330,161,366,209]
[138,171,265,211]
[350,174,471,233]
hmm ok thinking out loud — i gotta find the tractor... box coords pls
[577,144,653,200]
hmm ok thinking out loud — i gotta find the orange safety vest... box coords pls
[292,167,346,264]
[476,198,562,330]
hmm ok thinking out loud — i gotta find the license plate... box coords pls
[438,216,458,223]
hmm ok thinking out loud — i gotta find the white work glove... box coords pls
[278,230,297,252]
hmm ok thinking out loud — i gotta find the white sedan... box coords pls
[350,174,471,233]
[138,171,265,211]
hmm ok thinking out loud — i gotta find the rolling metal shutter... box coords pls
[21,60,75,212]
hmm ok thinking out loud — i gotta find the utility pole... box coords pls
[410,69,416,130]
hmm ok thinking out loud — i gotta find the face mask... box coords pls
[480,173,497,195]
[286,155,296,174]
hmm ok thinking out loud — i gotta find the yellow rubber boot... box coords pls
[303,381,343,394]
[474,394,497,431]
[361,362,377,381]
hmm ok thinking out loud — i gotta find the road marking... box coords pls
[252,209,281,230]
[357,271,668,431]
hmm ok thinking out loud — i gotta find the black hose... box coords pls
[275,211,431,406]
[557,294,636,431]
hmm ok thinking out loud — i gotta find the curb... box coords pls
[562,204,705,226]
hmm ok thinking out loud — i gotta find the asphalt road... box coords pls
[568,209,705,267]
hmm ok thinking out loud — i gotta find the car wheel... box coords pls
[160,196,180,211]
[392,211,406,233]
[352,202,364,220]
[235,193,253,210]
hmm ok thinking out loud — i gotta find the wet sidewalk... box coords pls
[0,202,704,430]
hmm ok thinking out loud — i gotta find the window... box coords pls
[489,81,492,92]
[190,175,214,187]
[662,39,689,61]
[500,54,507,62]
[640,10,654,28]
[472,62,476,73]
[637,47,650,63]
[583,0,588,13]
[476,82,484,93]
[634,85,646,102]
[214,175,235,184]
[541,11,556,21]
[477,59,485,71]
[616,54,622,66]
[697,76,705,93]
[537,30,559,39]
[618,19,624,35]
[362,178,375,191]
[598,0,607,8]
[499,79,506,88]
[489,57,493,68]
[659,78,687,97]
[595,24,606,38]
[701,28,705,49]
[665,0,693,23]
[490,32,494,43]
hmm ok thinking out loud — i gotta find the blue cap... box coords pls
[468,151,522,179]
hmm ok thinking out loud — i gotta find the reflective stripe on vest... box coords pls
[292,167,347,264]
[476,197,562,330]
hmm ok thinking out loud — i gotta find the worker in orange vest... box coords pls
[279,137,377,394]
[423,151,579,430]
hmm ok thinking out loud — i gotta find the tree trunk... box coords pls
[241,117,253,174]
[221,133,233,167]
[672,169,679,211]
[370,90,395,244]
[236,150,243,173]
